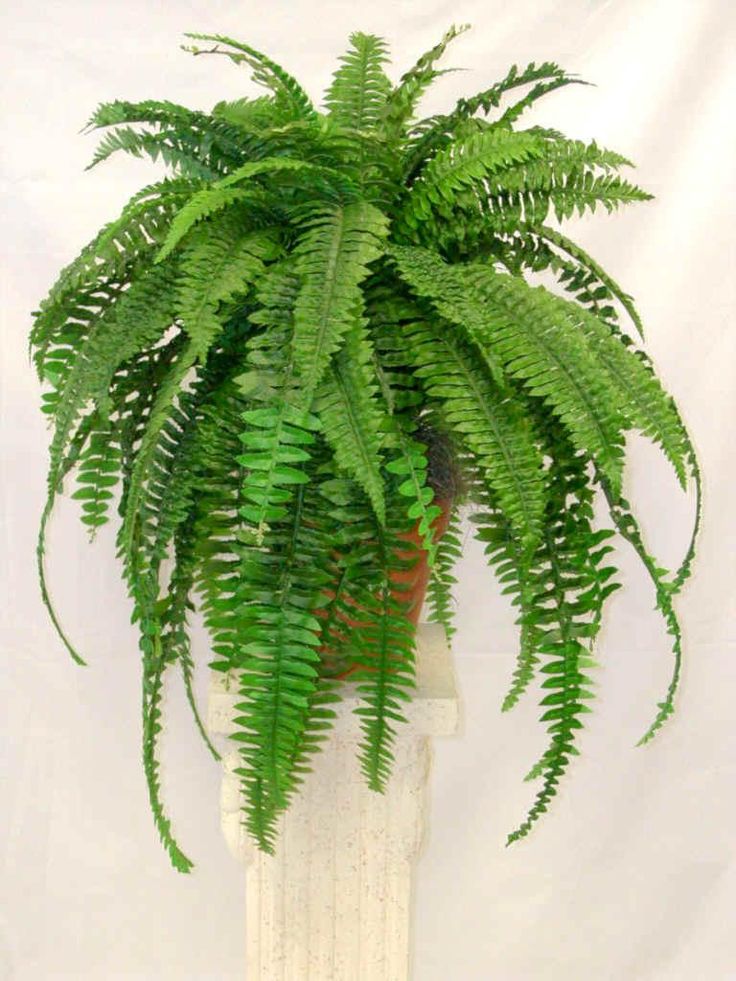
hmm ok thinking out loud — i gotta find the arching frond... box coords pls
[381,23,470,145]
[528,224,645,339]
[397,127,545,236]
[155,187,262,262]
[176,218,281,358]
[183,32,316,120]
[390,245,627,494]
[404,61,587,179]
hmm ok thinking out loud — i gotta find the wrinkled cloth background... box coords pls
[1,1,734,978]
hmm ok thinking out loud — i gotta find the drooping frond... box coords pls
[235,264,316,543]
[385,314,546,552]
[506,427,620,844]
[331,493,420,791]
[529,224,645,339]
[598,476,691,746]
[390,246,628,494]
[118,343,200,579]
[31,179,194,372]
[140,624,195,872]
[425,504,462,639]
[71,422,120,536]
[315,317,389,524]
[385,432,444,565]
[292,201,389,398]
[232,475,338,850]
[472,499,539,709]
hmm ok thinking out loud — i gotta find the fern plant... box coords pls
[31,25,700,871]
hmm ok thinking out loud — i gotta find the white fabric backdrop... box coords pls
[2,1,734,977]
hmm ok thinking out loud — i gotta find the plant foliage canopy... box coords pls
[31,25,700,870]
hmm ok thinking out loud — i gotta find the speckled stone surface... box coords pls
[208,623,459,980]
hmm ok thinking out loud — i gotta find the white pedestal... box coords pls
[208,623,459,981]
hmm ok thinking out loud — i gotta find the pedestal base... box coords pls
[208,623,459,981]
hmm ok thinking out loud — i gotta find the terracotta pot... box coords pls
[319,498,453,680]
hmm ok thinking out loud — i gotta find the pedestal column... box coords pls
[208,623,459,981]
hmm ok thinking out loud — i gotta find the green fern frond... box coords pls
[426,504,462,639]
[37,274,180,663]
[354,579,417,790]
[345,502,420,790]
[381,23,470,146]
[48,264,178,481]
[83,99,248,167]
[183,32,316,120]
[211,95,279,130]
[31,179,193,367]
[395,316,546,552]
[71,423,120,536]
[507,431,619,844]
[119,342,200,580]
[404,61,586,180]
[458,259,628,493]
[530,224,645,339]
[471,500,539,709]
[397,127,545,234]
[233,481,335,849]
[85,126,222,179]
[598,477,689,747]
[316,318,389,524]
[141,629,195,872]
[498,72,591,126]
[292,200,389,398]
[325,32,392,131]
[155,187,264,263]
[166,524,222,762]
[448,61,581,124]
[389,243,507,384]
[571,304,690,487]
[385,432,444,564]
[238,401,320,538]
[176,217,281,358]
